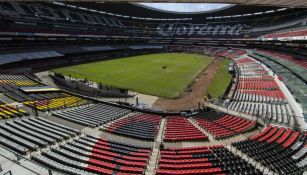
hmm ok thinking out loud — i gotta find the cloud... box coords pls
[139,3,231,13]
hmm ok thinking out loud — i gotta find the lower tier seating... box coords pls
[232,56,293,125]
[32,135,151,175]
[164,116,208,142]
[157,145,262,175]
[249,53,307,122]
[24,95,88,111]
[0,104,29,119]
[193,110,256,139]
[232,125,306,174]
[4,88,68,102]
[228,101,292,124]
[0,117,80,154]
[103,113,161,141]
[0,73,40,87]
[233,89,285,103]
[54,103,130,127]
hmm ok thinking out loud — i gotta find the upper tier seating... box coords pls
[207,47,247,59]
[164,116,208,142]
[32,135,151,175]
[0,117,80,154]
[157,145,262,175]
[230,57,292,125]
[261,28,307,39]
[0,1,249,38]
[24,95,88,111]
[157,23,246,37]
[103,113,161,141]
[1,1,307,39]
[233,125,306,174]
[192,110,256,139]
[54,103,130,127]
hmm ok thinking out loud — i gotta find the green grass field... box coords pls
[205,59,232,99]
[52,53,214,98]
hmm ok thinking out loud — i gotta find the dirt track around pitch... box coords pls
[152,58,222,112]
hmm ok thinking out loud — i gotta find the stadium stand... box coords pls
[103,113,161,141]
[256,51,307,82]
[229,57,292,125]
[54,103,131,127]
[1,2,307,39]
[249,51,307,123]
[260,28,307,40]
[164,116,208,142]
[0,0,306,174]
[157,145,262,175]
[0,73,40,89]
[232,125,306,174]
[0,104,28,119]
[0,73,88,111]
[192,110,256,139]
[24,95,88,111]
[0,117,80,154]
[32,135,151,174]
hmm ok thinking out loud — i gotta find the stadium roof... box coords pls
[137,3,233,13]
[67,2,304,19]
[74,0,307,8]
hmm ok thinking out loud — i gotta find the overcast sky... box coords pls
[139,3,231,13]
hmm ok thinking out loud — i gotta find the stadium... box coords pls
[0,0,306,174]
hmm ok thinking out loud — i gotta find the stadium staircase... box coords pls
[145,117,166,175]
[188,118,216,141]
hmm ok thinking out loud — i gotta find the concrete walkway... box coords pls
[145,117,166,175]
[188,117,216,142]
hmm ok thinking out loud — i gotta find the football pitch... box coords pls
[52,53,214,98]
[206,59,232,99]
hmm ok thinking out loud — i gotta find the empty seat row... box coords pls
[233,89,285,103]
[32,135,151,175]
[259,50,307,68]
[54,103,130,127]
[233,125,306,174]
[193,111,255,139]
[4,87,69,102]
[0,104,29,119]
[157,145,262,175]
[0,117,80,154]
[164,116,208,142]
[231,56,292,125]
[103,113,161,141]
[228,101,292,124]
[24,95,88,111]
[0,73,40,87]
